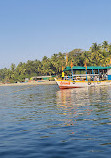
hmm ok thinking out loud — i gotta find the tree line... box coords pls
[0,41,111,83]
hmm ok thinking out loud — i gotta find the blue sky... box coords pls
[0,0,111,68]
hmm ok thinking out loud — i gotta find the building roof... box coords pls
[32,76,52,79]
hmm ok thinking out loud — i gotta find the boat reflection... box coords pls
[56,87,90,107]
[56,86,111,128]
[56,86,111,107]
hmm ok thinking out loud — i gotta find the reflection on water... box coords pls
[56,86,111,139]
[56,88,91,127]
[56,86,111,107]
[0,85,111,158]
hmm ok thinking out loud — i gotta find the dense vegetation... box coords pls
[0,41,111,83]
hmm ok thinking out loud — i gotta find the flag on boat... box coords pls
[109,59,111,65]
[84,61,87,70]
[71,60,73,68]
[66,53,68,66]
[62,66,64,71]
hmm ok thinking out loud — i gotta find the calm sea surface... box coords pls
[0,84,111,158]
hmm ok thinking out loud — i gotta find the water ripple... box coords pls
[0,85,111,157]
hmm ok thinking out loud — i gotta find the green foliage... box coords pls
[0,41,111,82]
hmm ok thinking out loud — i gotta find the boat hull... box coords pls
[55,79,111,89]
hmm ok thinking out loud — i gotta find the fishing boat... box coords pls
[55,66,111,89]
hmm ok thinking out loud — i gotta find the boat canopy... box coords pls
[63,66,111,71]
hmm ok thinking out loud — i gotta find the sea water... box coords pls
[0,85,111,158]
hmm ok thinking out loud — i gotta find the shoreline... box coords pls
[0,81,57,86]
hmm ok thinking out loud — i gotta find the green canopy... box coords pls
[63,66,71,71]
[72,66,85,70]
[87,66,111,70]
[63,66,111,71]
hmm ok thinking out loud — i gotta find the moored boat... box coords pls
[55,66,111,89]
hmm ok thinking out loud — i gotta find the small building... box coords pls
[30,76,52,81]
[25,78,29,82]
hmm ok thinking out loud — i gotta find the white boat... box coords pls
[55,66,111,89]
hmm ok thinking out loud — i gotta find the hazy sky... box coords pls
[0,0,111,68]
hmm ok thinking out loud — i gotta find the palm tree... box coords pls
[102,41,108,51]
[11,63,16,72]
[90,43,100,52]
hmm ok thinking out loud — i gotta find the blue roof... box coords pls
[63,66,111,71]
[72,66,85,70]
[87,66,111,70]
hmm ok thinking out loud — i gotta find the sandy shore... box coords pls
[0,81,57,86]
